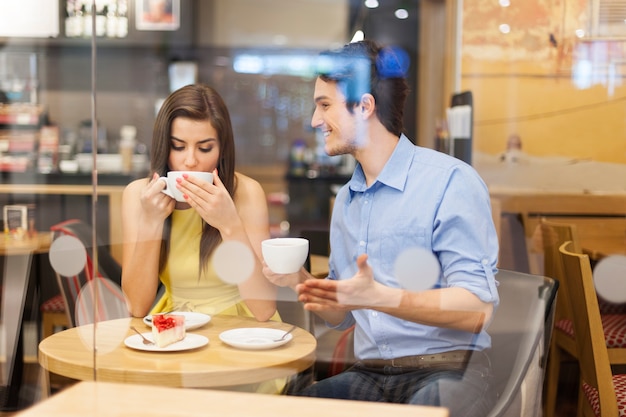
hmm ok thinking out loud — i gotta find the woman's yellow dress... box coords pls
[150,208,284,394]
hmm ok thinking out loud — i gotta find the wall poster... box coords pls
[135,0,180,31]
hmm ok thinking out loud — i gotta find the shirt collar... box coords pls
[348,134,413,199]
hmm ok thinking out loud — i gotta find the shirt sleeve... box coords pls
[432,164,500,306]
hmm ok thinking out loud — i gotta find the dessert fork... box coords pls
[130,326,155,345]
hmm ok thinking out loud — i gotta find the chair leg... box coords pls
[543,340,562,417]
[42,313,52,340]
[41,311,70,339]
[576,383,585,417]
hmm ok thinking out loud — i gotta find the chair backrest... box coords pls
[559,240,618,416]
[539,218,581,322]
[325,269,558,417]
[49,219,125,327]
[486,269,558,417]
[540,217,581,279]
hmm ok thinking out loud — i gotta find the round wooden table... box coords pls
[39,315,317,388]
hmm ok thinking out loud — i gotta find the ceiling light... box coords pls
[364,0,379,8]
[395,8,409,19]
[351,30,365,43]
[499,23,511,34]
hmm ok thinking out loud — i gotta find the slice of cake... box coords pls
[151,314,186,348]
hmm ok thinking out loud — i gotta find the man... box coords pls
[264,40,499,417]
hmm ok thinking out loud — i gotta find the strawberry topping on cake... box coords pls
[151,314,186,348]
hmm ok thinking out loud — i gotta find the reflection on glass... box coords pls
[0,0,623,414]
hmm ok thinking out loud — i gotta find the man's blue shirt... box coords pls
[328,135,499,359]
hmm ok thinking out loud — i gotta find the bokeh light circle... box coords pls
[75,278,131,354]
[594,255,626,304]
[213,240,255,285]
[394,247,441,292]
[48,235,87,277]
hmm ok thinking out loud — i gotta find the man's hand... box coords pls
[297,254,402,312]
[263,263,313,291]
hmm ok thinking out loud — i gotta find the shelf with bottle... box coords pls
[0,103,44,127]
[64,0,129,39]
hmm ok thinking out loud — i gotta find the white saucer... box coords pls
[124,333,209,352]
[219,328,293,350]
[143,312,211,330]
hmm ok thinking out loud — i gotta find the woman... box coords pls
[121,84,278,323]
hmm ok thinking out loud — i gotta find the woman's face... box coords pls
[167,117,220,172]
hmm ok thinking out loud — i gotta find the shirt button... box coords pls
[482,258,489,265]
[359,241,366,246]
[372,311,378,317]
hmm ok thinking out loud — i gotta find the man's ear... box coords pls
[360,94,375,117]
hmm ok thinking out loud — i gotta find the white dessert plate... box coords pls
[143,312,211,330]
[124,333,209,352]
[219,328,293,350]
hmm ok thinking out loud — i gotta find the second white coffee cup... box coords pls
[159,171,213,202]
[262,237,309,274]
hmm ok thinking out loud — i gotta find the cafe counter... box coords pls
[0,172,139,264]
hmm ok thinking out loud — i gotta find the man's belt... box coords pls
[359,350,474,369]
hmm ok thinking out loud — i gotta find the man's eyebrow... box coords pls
[314,95,330,103]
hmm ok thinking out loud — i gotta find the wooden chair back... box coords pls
[540,218,581,321]
[559,240,619,416]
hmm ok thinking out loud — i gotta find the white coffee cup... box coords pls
[262,238,309,274]
[159,171,213,202]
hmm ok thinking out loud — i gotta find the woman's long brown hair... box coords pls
[149,84,237,276]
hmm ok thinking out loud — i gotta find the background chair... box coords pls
[485,270,558,417]
[541,218,626,417]
[44,219,124,331]
[40,293,69,339]
[41,219,126,394]
[559,241,626,416]
[323,270,558,417]
[541,217,581,417]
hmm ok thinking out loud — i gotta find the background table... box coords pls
[581,236,626,262]
[0,232,51,410]
[14,381,449,417]
[39,315,316,388]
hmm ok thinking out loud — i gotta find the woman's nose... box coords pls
[183,151,198,167]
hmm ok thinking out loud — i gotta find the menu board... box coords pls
[3,204,35,238]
